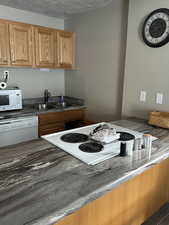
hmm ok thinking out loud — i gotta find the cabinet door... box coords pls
[9,22,33,67]
[0,20,10,66]
[39,122,65,136]
[34,26,55,68]
[58,31,75,69]
[38,109,85,136]
[55,158,169,225]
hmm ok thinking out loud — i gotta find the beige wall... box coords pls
[65,0,128,121]
[122,0,169,119]
[0,5,65,98]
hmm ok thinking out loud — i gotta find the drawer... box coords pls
[40,122,64,130]
[63,110,84,122]
[38,112,64,125]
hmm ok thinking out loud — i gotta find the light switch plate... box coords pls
[156,93,163,104]
[140,91,146,102]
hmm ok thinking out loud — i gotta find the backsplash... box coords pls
[0,68,65,98]
[23,96,84,106]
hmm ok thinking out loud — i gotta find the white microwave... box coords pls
[0,89,22,111]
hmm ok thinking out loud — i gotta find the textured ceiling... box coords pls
[0,0,113,18]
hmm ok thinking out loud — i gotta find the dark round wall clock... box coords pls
[142,8,169,48]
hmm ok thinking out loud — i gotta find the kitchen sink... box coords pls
[48,102,74,108]
[35,102,74,111]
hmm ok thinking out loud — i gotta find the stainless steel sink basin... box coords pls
[50,102,74,108]
[36,102,74,111]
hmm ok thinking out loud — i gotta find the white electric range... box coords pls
[42,122,147,165]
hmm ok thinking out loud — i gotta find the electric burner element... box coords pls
[61,133,89,143]
[79,142,103,153]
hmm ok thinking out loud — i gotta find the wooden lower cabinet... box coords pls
[54,158,169,225]
[39,121,65,136]
[38,109,85,136]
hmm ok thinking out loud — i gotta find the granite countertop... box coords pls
[0,96,86,120]
[1,119,169,225]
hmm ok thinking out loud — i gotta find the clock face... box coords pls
[143,8,169,47]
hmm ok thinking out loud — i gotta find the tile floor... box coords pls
[143,203,169,225]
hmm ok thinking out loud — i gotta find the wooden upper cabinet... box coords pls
[58,31,75,69]
[0,18,75,69]
[34,26,56,68]
[9,22,33,67]
[0,20,10,66]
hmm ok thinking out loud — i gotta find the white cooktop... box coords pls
[42,123,145,165]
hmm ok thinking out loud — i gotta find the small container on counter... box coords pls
[59,95,66,107]
[118,132,135,157]
[120,142,127,156]
[143,134,152,158]
[38,103,47,110]
[134,138,142,151]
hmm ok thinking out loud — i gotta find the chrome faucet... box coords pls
[44,89,51,104]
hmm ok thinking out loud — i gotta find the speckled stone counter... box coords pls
[0,96,86,120]
[1,119,169,225]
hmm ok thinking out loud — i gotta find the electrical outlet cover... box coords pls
[156,93,163,104]
[140,91,146,102]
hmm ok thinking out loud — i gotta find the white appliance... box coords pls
[0,88,22,112]
[42,123,144,165]
[0,116,38,147]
